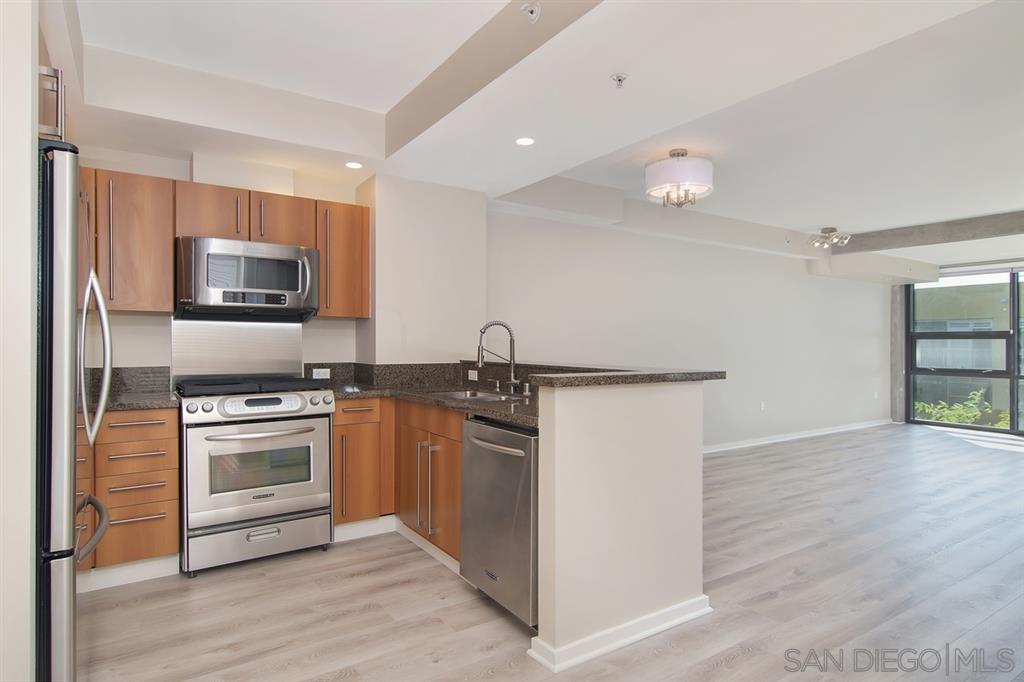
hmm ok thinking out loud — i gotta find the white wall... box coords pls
[361,174,487,363]
[75,146,359,367]
[487,211,891,447]
[1,2,39,678]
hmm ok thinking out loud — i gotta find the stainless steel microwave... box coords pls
[175,237,319,322]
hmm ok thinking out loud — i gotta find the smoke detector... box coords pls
[610,73,628,89]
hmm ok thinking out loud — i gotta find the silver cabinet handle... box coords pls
[75,490,86,498]
[340,433,347,517]
[469,436,526,457]
[107,419,166,428]
[109,512,166,526]
[205,426,315,442]
[246,527,281,542]
[324,207,331,309]
[341,406,374,413]
[107,178,114,299]
[427,444,439,536]
[75,457,86,464]
[259,197,265,238]
[415,441,422,529]
[78,270,112,446]
[107,450,166,460]
[235,195,241,234]
[108,481,166,493]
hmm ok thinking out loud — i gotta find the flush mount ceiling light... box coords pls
[644,148,714,208]
[345,161,363,169]
[808,227,852,249]
[520,2,540,24]
[515,137,535,146]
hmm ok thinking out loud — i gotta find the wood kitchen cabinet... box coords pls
[316,200,370,318]
[424,434,460,559]
[396,402,463,559]
[333,422,381,524]
[94,170,174,312]
[175,180,249,240]
[250,191,316,249]
[77,166,96,307]
[397,424,429,534]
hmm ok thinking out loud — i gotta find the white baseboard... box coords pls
[527,595,712,672]
[78,515,402,593]
[333,515,397,542]
[77,556,179,593]
[394,520,460,575]
[704,419,893,454]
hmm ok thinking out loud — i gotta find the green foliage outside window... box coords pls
[914,389,1010,428]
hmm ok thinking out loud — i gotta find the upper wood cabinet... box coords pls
[316,201,370,318]
[77,166,96,307]
[94,170,174,312]
[250,191,316,248]
[175,181,249,240]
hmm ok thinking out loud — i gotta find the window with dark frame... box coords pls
[906,272,1017,432]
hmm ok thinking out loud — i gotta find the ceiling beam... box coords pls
[834,209,1024,254]
[385,0,600,157]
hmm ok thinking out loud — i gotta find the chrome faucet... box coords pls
[477,320,519,389]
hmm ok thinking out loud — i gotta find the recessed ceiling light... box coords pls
[515,137,535,147]
[345,161,363,169]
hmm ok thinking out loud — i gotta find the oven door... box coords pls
[185,416,331,529]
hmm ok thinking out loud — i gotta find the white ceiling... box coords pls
[75,0,504,113]
[564,0,1023,234]
[383,0,985,197]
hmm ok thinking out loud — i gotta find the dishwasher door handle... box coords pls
[469,436,525,457]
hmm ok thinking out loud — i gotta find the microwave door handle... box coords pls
[301,254,312,302]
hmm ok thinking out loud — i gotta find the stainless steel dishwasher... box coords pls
[460,417,539,627]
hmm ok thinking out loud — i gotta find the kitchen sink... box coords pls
[430,390,523,402]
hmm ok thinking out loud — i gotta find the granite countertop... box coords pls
[333,384,539,428]
[105,391,179,411]
[526,368,727,388]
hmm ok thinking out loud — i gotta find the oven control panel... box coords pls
[181,390,335,424]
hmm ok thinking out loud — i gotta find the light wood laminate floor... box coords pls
[78,424,1024,681]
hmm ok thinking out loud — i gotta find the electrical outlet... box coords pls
[312,368,330,380]
[467,369,479,381]
[760,401,766,412]
[874,391,879,400]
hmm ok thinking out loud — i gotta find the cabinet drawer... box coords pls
[75,478,93,506]
[96,469,179,508]
[98,408,177,443]
[76,418,88,446]
[96,500,179,567]
[333,398,380,425]
[96,438,178,477]
[397,400,463,442]
[75,445,94,479]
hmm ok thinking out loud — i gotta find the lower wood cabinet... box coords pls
[80,407,181,569]
[333,422,381,524]
[396,402,463,559]
[96,500,179,567]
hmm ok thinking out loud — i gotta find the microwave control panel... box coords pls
[222,291,287,305]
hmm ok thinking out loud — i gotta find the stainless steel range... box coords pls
[177,375,335,576]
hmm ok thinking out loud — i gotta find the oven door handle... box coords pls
[204,426,316,442]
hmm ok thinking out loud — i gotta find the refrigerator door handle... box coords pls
[75,494,109,564]
[78,270,113,446]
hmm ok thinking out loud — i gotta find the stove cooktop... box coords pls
[175,374,329,397]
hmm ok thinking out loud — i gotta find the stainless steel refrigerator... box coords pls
[36,139,112,681]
